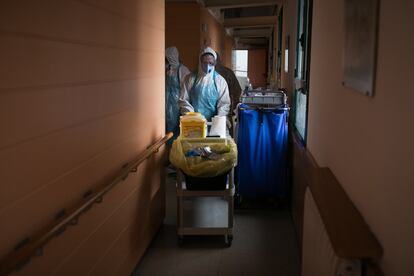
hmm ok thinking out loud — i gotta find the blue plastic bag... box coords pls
[237,106,288,198]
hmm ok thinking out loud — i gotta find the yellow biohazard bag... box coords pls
[169,137,238,177]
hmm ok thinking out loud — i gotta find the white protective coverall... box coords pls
[179,47,230,121]
[165,46,190,141]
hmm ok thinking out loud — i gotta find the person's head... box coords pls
[200,47,217,74]
[165,47,180,67]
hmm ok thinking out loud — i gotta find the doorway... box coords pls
[233,49,249,90]
[248,48,268,88]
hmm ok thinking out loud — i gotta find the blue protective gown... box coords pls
[188,71,219,121]
[165,64,182,142]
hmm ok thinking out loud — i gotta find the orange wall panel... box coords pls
[165,2,200,71]
[200,8,224,57]
[166,2,234,72]
[223,35,234,68]
[248,48,268,88]
[0,0,166,275]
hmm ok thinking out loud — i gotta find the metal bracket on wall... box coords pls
[94,196,103,204]
[13,238,33,271]
[121,163,130,180]
[54,209,67,236]
[335,259,362,276]
[146,145,160,157]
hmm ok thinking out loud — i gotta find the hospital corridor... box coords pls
[0,0,413,276]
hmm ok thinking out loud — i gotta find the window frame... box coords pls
[293,0,313,145]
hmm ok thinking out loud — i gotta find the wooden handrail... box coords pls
[309,167,383,259]
[0,132,173,276]
[291,129,383,259]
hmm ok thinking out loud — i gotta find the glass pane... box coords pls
[297,47,304,79]
[235,71,248,77]
[293,0,309,142]
[284,49,289,73]
[295,0,307,80]
[233,50,248,77]
[277,8,283,73]
[294,90,307,140]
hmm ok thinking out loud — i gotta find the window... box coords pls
[233,50,248,77]
[284,48,289,73]
[277,8,284,76]
[233,50,249,89]
[293,0,312,142]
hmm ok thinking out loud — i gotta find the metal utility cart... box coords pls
[240,88,288,107]
[234,89,289,205]
[176,168,235,246]
[232,89,288,140]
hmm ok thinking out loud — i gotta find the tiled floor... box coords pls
[132,173,300,276]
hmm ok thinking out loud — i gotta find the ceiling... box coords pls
[204,0,279,49]
[166,0,279,49]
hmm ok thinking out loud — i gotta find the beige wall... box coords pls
[166,2,200,71]
[0,0,166,275]
[307,0,414,275]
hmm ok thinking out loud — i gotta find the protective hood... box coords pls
[197,47,217,78]
[166,47,180,67]
[201,47,217,60]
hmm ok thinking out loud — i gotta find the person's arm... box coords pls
[215,75,230,117]
[229,71,242,115]
[230,71,242,96]
[179,74,195,115]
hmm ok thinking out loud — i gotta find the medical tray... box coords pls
[240,90,287,106]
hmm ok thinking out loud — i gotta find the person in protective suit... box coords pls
[215,52,242,134]
[165,47,190,143]
[179,47,230,122]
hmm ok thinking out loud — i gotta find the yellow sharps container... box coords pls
[179,112,207,138]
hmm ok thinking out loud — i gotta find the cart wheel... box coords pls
[225,235,233,247]
[177,235,184,246]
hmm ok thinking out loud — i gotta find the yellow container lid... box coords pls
[181,112,206,122]
[185,112,201,116]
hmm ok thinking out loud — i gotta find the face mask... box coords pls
[204,64,214,74]
[207,64,215,74]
